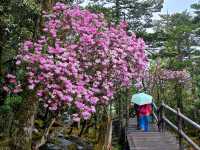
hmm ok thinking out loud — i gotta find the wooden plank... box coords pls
[127,118,179,150]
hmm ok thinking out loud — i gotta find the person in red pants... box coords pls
[138,104,152,132]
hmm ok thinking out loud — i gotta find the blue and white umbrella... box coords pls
[131,92,152,105]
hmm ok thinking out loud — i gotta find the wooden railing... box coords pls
[152,101,200,150]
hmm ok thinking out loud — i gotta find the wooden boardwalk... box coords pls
[127,118,179,150]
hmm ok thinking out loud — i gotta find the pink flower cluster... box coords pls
[142,67,191,91]
[160,69,190,82]
[16,2,148,121]
[2,74,22,94]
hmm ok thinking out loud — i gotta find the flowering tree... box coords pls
[140,62,190,91]
[4,2,148,122]
[139,61,191,109]
[2,74,22,94]
[160,69,190,82]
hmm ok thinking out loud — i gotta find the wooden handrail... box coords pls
[152,102,159,122]
[162,103,177,114]
[178,112,200,130]
[163,117,200,150]
[152,102,158,111]
[161,103,200,130]
[152,111,158,122]
[158,102,200,150]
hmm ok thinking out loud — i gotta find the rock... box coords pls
[77,145,84,150]
[65,136,93,150]
[40,143,61,150]
[63,119,71,124]
[58,133,64,138]
[57,137,73,147]
[32,128,39,134]
[39,138,73,150]
[39,128,94,150]
[48,143,62,150]
[67,144,77,150]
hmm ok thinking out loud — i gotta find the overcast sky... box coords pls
[153,0,199,19]
[81,0,199,19]
[162,0,198,13]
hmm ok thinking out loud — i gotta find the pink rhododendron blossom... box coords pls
[37,90,43,97]
[16,60,21,65]
[72,114,81,122]
[3,74,22,94]
[82,111,91,120]
[6,74,16,79]
[14,2,148,121]
[9,79,17,84]
[28,85,35,90]
[160,69,190,82]
[3,86,10,92]
[73,117,81,122]
[141,66,191,92]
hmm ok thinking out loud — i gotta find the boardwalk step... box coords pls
[127,118,179,150]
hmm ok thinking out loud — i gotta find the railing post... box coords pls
[152,105,154,124]
[152,110,154,123]
[158,104,162,132]
[158,106,161,132]
[161,101,165,132]
[177,108,183,150]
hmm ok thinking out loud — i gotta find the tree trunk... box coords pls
[103,118,112,150]
[42,0,54,11]
[39,0,56,33]
[115,0,120,24]
[10,95,38,150]
[175,82,183,111]
[95,108,108,150]
[0,23,6,76]
[33,118,56,149]
[79,120,86,137]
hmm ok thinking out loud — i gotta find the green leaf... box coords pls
[0,105,12,113]
[4,95,23,106]
[34,119,44,128]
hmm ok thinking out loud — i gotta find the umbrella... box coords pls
[131,92,152,105]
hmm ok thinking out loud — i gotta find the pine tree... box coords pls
[88,0,164,32]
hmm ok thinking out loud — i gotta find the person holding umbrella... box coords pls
[131,92,153,132]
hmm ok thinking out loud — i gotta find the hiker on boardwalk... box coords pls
[138,103,152,132]
[131,92,153,131]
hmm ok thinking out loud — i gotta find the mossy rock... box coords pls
[32,131,43,140]
[50,138,60,145]
[67,144,77,150]
[34,119,45,128]
[0,137,11,150]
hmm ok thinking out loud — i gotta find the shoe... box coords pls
[136,127,141,130]
[140,128,145,131]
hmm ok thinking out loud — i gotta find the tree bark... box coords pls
[79,120,86,137]
[95,107,108,150]
[33,118,56,149]
[10,95,38,150]
[103,118,112,150]
[115,0,120,24]
[175,82,183,111]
